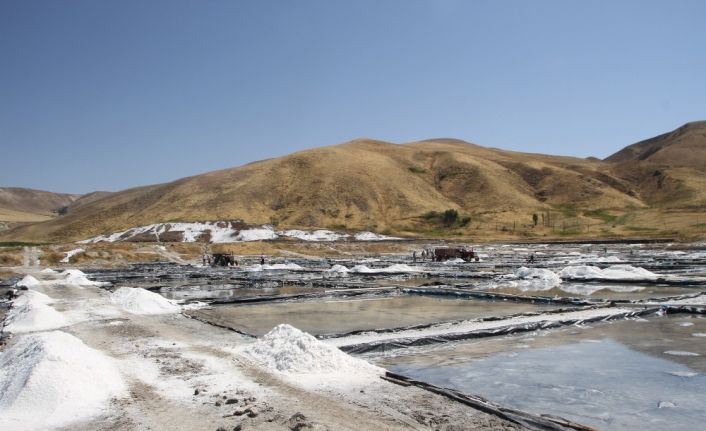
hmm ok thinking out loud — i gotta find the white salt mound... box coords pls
[515,267,562,284]
[60,248,85,263]
[350,264,422,273]
[326,264,350,273]
[559,265,659,280]
[493,267,562,291]
[243,324,381,375]
[12,289,54,307]
[60,269,106,287]
[246,263,304,272]
[0,331,127,431]
[15,275,40,288]
[110,287,181,315]
[443,258,466,264]
[353,231,401,241]
[4,295,67,333]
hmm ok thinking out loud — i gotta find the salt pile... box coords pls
[243,324,381,378]
[60,248,85,263]
[0,331,127,431]
[80,221,402,243]
[326,264,350,273]
[12,289,54,307]
[500,267,562,291]
[280,229,348,241]
[442,258,466,264]
[559,265,659,280]
[15,275,40,288]
[60,269,107,287]
[110,287,181,315]
[235,226,279,241]
[353,231,401,241]
[350,264,422,273]
[4,294,67,333]
[246,263,304,272]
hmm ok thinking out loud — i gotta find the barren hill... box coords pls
[605,121,706,171]
[604,122,706,206]
[4,123,706,243]
[0,187,81,227]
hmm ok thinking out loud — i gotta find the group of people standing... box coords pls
[412,249,435,262]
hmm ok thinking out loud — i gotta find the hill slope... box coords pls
[0,187,81,226]
[604,122,706,206]
[605,121,706,171]
[5,123,706,243]
[2,139,648,242]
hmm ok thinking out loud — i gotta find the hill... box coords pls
[0,188,81,232]
[604,122,706,207]
[605,121,706,170]
[3,123,706,243]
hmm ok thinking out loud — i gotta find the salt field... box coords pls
[2,240,706,430]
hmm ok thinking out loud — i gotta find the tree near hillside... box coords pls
[442,209,459,227]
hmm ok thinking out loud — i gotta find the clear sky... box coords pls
[1,0,705,194]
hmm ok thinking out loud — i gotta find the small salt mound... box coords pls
[4,295,67,333]
[326,264,350,273]
[281,229,348,241]
[442,258,466,264]
[235,227,278,241]
[40,268,58,274]
[60,269,106,287]
[60,248,85,263]
[110,287,181,315]
[353,231,401,241]
[243,324,381,376]
[559,265,659,280]
[350,264,422,273]
[15,275,40,288]
[0,331,127,431]
[498,267,562,291]
[246,263,304,272]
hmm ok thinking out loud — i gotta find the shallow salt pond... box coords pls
[192,295,559,336]
[160,285,326,301]
[371,315,706,431]
[477,281,706,301]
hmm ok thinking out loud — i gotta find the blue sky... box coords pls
[1,0,705,193]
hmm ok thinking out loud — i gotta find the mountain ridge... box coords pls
[3,122,705,242]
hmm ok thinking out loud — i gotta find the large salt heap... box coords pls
[559,265,659,281]
[0,331,127,431]
[110,287,181,315]
[4,291,67,333]
[243,324,382,385]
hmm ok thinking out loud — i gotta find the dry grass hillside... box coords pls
[0,187,80,217]
[604,122,706,207]
[0,187,81,233]
[3,122,705,243]
[606,121,706,170]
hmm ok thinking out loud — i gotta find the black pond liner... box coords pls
[382,371,598,431]
[339,307,658,355]
[403,287,599,306]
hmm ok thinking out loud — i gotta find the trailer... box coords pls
[434,247,478,262]
[211,253,237,267]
